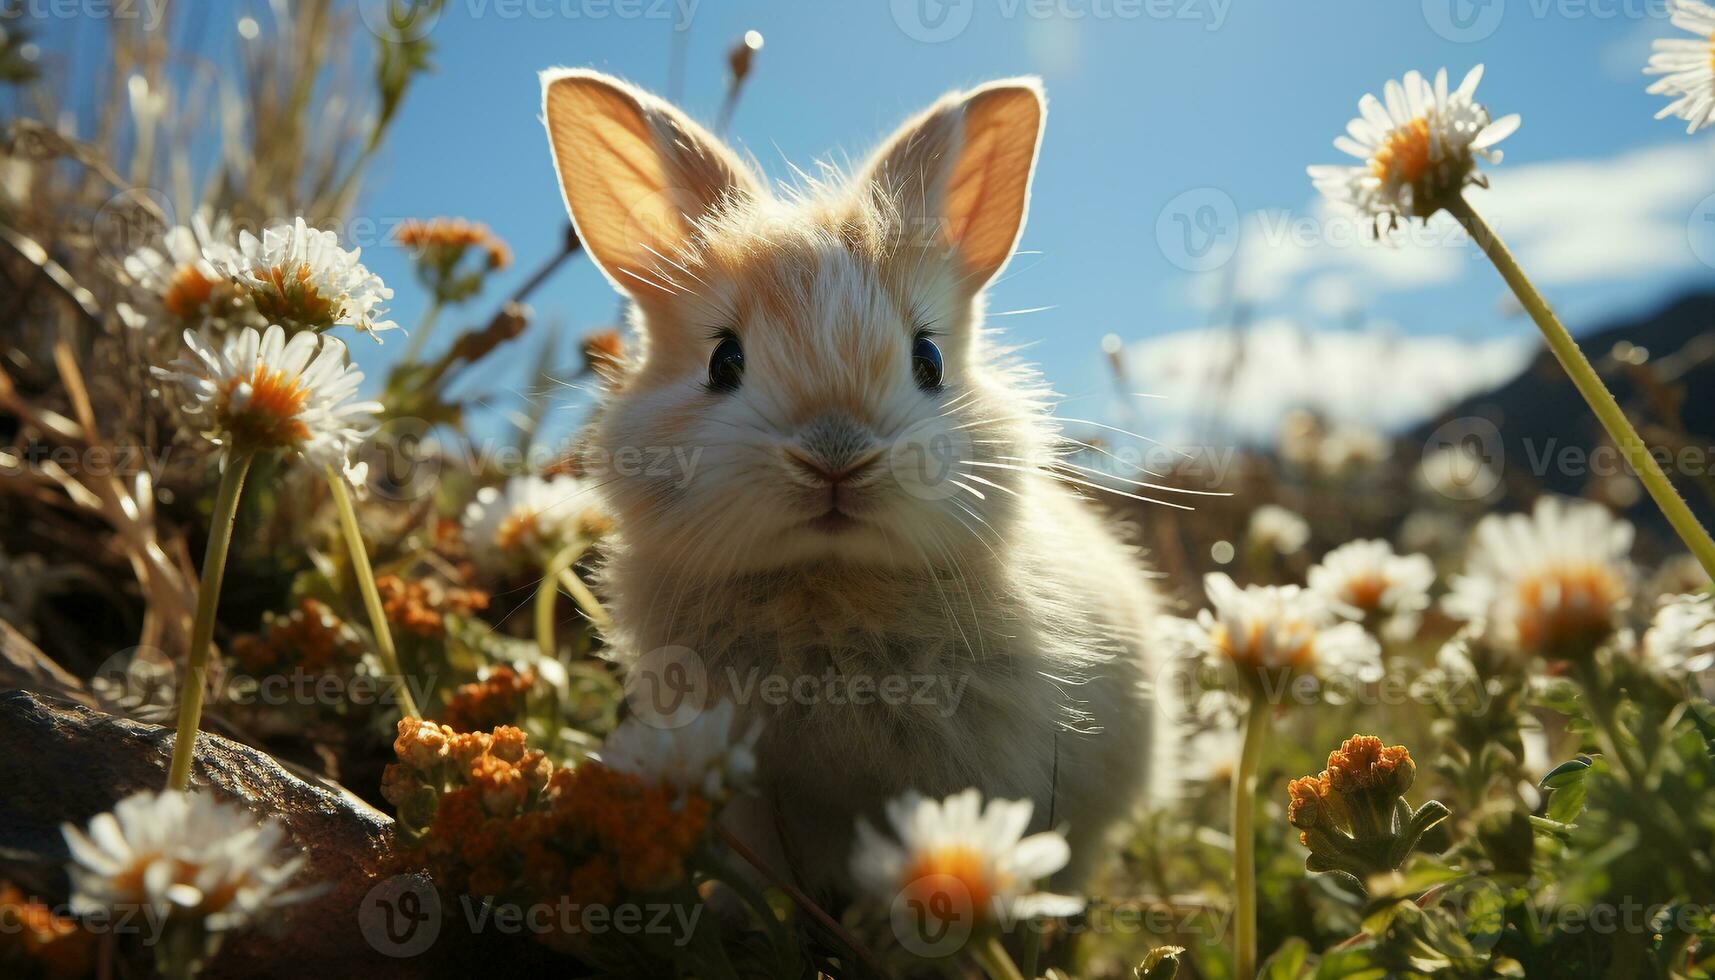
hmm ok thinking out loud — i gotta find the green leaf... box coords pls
[1530,677,1585,715]
[1360,898,1411,939]
[1136,944,1187,980]
[1461,878,1507,952]
[1376,854,1463,898]
[1258,937,1310,979]
[1543,776,1587,825]
[1540,756,1593,789]
[1490,956,1527,976]
[1312,946,1386,980]
[1687,700,1715,755]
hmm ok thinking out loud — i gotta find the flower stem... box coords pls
[713,824,888,978]
[1575,661,1648,792]
[1019,924,1043,980]
[556,567,610,633]
[401,298,443,365]
[324,465,421,719]
[536,543,588,661]
[168,453,253,792]
[975,935,1028,980]
[1447,194,1715,583]
[1232,699,1269,980]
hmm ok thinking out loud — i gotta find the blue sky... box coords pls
[48,2,1715,440]
[346,0,1713,439]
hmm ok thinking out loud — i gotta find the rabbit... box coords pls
[539,68,1165,903]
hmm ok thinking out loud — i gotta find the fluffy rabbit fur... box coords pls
[540,69,1163,900]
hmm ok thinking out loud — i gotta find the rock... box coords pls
[0,689,416,978]
[0,690,581,978]
[0,620,93,708]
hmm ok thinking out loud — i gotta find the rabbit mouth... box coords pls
[806,509,863,534]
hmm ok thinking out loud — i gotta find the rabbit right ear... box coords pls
[540,69,758,299]
[859,78,1044,294]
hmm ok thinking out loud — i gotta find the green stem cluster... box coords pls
[535,543,587,661]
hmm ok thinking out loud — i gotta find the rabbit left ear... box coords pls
[859,78,1045,291]
[540,68,760,301]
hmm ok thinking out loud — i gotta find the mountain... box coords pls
[1412,290,1715,549]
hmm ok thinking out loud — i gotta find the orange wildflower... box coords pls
[395,218,512,273]
[1326,734,1416,799]
[442,668,535,733]
[231,598,364,675]
[377,574,490,637]
[386,722,713,951]
[0,884,92,980]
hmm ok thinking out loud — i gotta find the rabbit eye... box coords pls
[912,334,943,390]
[707,334,744,392]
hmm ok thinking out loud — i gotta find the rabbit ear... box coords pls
[540,69,758,298]
[860,78,1044,291]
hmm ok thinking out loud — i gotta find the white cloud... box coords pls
[1116,317,1535,447]
[1465,139,1715,284]
[1599,14,1674,82]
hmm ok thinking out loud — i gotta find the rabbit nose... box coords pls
[785,447,881,484]
[786,414,881,484]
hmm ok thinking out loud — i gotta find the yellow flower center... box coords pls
[495,510,540,553]
[113,855,250,916]
[164,264,217,319]
[900,846,997,923]
[1341,574,1390,613]
[1214,619,1316,672]
[250,263,340,327]
[1370,117,1433,185]
[1509,562,1626,655]
[221,365,312,449]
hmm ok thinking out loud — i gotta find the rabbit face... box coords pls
[542,70,1047,573]
[595,205,1042,572]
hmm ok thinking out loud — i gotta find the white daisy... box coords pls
[851,789,1084,928]
[1309,540,1436,642]
[460,473,608,576]
[1317,426,1390,476]
[597,699,762,802]
[1444,497,1635,660]
[1309,66,1520,228]
[224,218,398,340]
[1646,0,1715,133]
[62,789,309,932]
[1647,554,1713,603]
[1188,573,1383,687]
[1641,592,1715,675]
[1248,505,1310,556]
[153,323,381,471]
[122,211,247,327]
[1416,441,1501,502]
